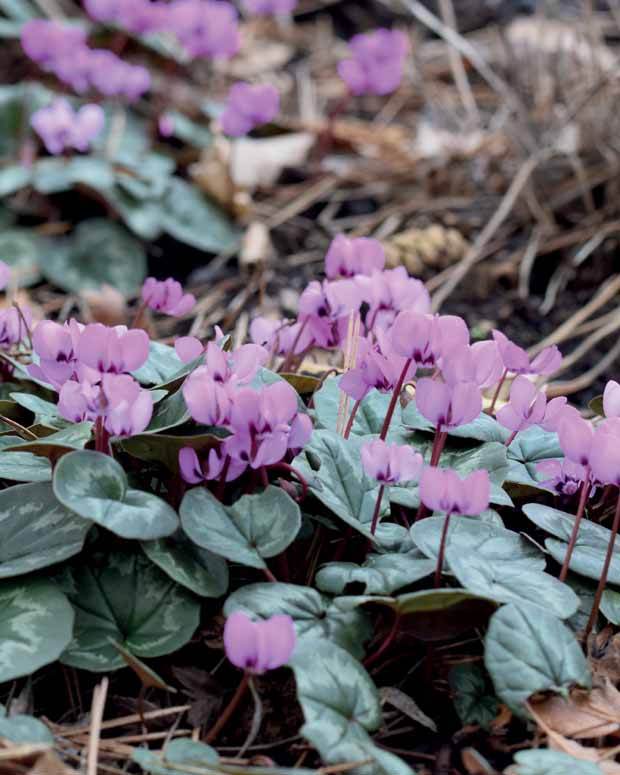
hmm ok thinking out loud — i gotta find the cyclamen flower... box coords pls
[589,419,620,485]
[416,377,482,430]
[21,20,86,66]
[361,439,423,484]
[223,382,312,468]
[179,446,246,484]
[324,235,386,280]
[76,324,150,375]
[496,376,546,434]
[537,458,588,496]
[558,414,595,467]
[339,332,410,401]
[0,306,32,350]
[441,341,504,391]
[30,319,88,388]
[338,28,410,96]
[221,82,280,137]
[354,268,431,332]
[419,467,490,516]
[224,611,296,674]
[141,277,195,317]
[31,99,104,155]
[604,380,620,418]
[172,0,240,59]
[249,317,311,357]
[390,312,468,369]
[492,330,561,377]
[242,0,297,15]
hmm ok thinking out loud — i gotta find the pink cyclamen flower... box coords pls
[589,419,620,485]
[31,99,105,155]
[58,379,101,423]
[537,458,589,496]
[338,28,409,96]
[0,306,32,350]
[416,378,482,430]
[224,611,296,674]
[101,374,153,437]
[175,336,204,364]
[558,413,594,467]
[540,396,580,433]
[21,20,87,66]
[0,262,10,292]
[390,312,467,369]
[496,376,546,434]
[354,268,431,333]
[361,439,423,484]
[30,319,85,388]
[224,382,312,468]
[324,235,386,280]
[172,0,240,59]
[220,82,280,137]
[492,330,561,377]
[158,113,175,137]
[242,0,297,14]
[179,446,246,484]
[76,324,150,375]
[141,277,195,317]
[603,380,620,418]
[339,333,408,401]
[419,467,490,516]
[442,341,504,390]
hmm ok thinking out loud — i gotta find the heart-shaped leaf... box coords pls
[291,639,413,775]
[142,535,228,598]
[484,602,590,715]
[449,664,499,730]
[0,451,51,481]
[132,739,219,775]
[523,503,620,583]
[0,577,74,681]
[294,430,388,541]
[132,343,185,387]
[57,552,200,671]
[180,486,300,569]
[0,711,53,744]
[54,450,179,540]
[224,582,371,659]
[510,749,604,775]
[0,481,91,578]
[33,157,116,194]
[42,219,147,296]
[315,551,434,596]
[507,427,563,488]
[447,549,579,619]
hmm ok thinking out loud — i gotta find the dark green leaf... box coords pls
[142,535,228,598]
[0,229,43,286]
[511,749,604,775]
[449,664,499,729]
[0,451,51,481]
[315,552,434,596]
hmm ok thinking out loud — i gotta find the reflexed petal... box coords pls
[224,612,258,670]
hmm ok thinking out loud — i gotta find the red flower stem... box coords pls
[434,511,453,588]
[262,567,278,583]
[559,470,592,583]
[269,462,309,501]
[416,429,448,521]
[380,358,413,441]
[343,398,362,440]
[94,417,111,455]
[584,490,620,641]
[504,429,518,448]
[279,318,308,374]
[12,302,32,349]
[205,671,250,743]
[489,368,508,415]
[364,610,401,669]
[131,298,149,329]
[216,455,231,501]
[370,484,385,536]
[260,466,269,488]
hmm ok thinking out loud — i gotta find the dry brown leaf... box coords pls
[384,224,469,275]
[190,140,251,217]
[240,222,273,268]
[230,133,314,189]
[592,633,620,685]
[461,747,496,775]
[380,686,437,732]
[28,751,77,775]
[532,681,620,739]
[81,284,128,327]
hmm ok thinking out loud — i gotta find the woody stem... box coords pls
[559,469,591,583]
[205,671,250,743]
[584,490,620,640]
[380,358,412,441]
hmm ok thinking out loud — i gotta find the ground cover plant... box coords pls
[2,1,620,774]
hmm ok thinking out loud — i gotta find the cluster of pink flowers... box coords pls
[84,0,240,60]
[251,235,430,361]
[21,20,151,100]
[141,277,196,317]
[220,82,280,137]
[338,28,410,97]
[30,321,152,438]
[30,98,104,156]
[179,342,312,484]
[242,0,297,15]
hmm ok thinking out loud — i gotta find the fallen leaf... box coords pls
[532,681,620,739]
[240,222,272,268]
[380,686,437,733]
[230,133,314,189]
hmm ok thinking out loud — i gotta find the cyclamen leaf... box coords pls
[132,739,219,775]
[54,450,179,540]
[402,401,509,443]
[510,749,604,775]
[0,577,74,681]
[180,486,301,569]
[142,536,228,598]
[449,664,499,730]
[0,712,53,744]
[0,481,91,578]
[0,451,51,482]
[507,426,563,488]
[57,552,200,672]
[315,552,434,596]
[484,602,590,715]
[291,639,413,775]
[224,582,371,659]
[132,342,184,387]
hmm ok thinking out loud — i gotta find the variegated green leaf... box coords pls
[142,535,228,598]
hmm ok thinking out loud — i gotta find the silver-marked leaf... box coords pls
[291,639,412,775]
[132,342,184,387]
[600,589,620,624]
[447,550,579,619]
[0,481,91,578]
[484,602,590,715]
[142,535,228,598]
[411,516,544,572]
[294,430,387,541]
[180,486,300,569]
[0,451,51,481]
[224,582,371,659]
[0,577,74,681]
[132,739,219,775]
[6,422,93,460]
[510,749,604,775]
[32,157,115,194]
[315,552,434,596]
[402,401,509,443]
[57,552,200,672]
[0,229,43,286]
[54,450,178,540]
[507,427,563,488]
[449,664,499,730]
[0,712,53,744]
[523,503,620,584]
